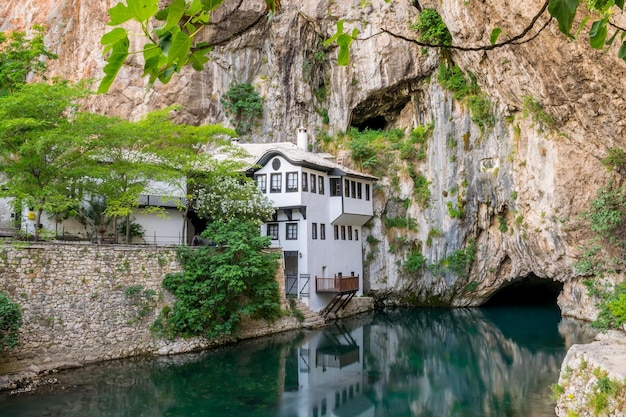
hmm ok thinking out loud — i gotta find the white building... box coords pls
[236,128,376,313]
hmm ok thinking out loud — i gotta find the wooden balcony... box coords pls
[315,275,359,293]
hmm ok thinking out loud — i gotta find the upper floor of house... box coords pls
[236,128,377,226]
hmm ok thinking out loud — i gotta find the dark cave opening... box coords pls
[482,273,564,307]
[351,115,387,132]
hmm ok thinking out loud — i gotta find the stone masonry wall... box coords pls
[0,243,303,389]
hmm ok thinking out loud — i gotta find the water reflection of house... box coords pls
[236,128,376,313]
[280,323,375,417]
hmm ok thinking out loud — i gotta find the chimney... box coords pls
[296,126,308,151]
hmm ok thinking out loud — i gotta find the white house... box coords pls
[236,128,376,313]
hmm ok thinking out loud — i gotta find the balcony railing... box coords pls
[315,275,359,293]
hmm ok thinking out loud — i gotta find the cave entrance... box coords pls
[351,115,387,132]
[482,273,563,307]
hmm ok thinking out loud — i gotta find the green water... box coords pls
[0,306,595,417]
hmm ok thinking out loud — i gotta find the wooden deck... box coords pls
[315,275,359,293]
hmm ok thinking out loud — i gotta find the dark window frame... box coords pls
[318,176,324,195]
[310,174,317,193]
[286,223,298,240]
[286,171,298,192]
[312,222,318,239]
[302,172,308,192]
[270,173,282,193]
[344,179,350,197]
[267,223,279,239]
[320,223,326,240]
[255,174,267,193]
[330,178,341,196]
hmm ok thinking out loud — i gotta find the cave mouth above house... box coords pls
[351,115,388,132]
[482,273,564,307]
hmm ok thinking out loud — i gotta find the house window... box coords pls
[351,181,356,198]
[348,226,353,240]
[320,224,326,240]
[255,174,267,193]
[267,223,279,239]
[286,223,298,240]
[365,184,370,200]
[286,172,298,192]
[354,229,359,241]
[310,174,317,193]
[302,172,308,191]
[312,223,318,239]
[318,176,324,195]
[330,178,341,196]
[341,225,346,240]
[344,179,350,197]
[334,225,339,240]
[270,173,282,193]
[357,182,362,199]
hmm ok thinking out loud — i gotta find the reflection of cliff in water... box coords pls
[364,307,595,417]
[0,308,596,417]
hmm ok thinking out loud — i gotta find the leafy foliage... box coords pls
[0,82,96,239]
[430,239,477,276]
[438,64,495,130]
[410,8,452,47]
[220,83,263,135]
[404,249,427,273]
[155,220,281,340]
[522,95,555,128]
[98,0,281,92]
[0,26,57,95]
[194,174,275,225]
[601,147,626,172]
[0,291,22,351]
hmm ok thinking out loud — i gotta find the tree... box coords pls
[156,219,281,339]
[98,0,626,93]
[0,82,97,240]
[194,173,275,225]
[0,25,57,95]
[220,82,264,135]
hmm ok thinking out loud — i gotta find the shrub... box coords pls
[156,220,281,340]
[220,82,263,135]
[410,9,452,46]
[405,250,427,273]
[0,291,22,351]
[601,148,626,172]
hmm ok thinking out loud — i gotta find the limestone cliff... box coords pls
[2,0,625,320]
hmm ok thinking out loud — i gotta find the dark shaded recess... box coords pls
[349,80,420,131]
[352,115,387,131]
[482,273,563,306]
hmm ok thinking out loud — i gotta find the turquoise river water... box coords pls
[0,306,596,417]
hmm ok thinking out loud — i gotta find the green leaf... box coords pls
[323,20,345,47]
[101,27,128,46]
[186,0,203,16]
[589,18,608,49]
[163,0,186,32]
[127,0,159,22]
[201,0,224,11]
[616,0,624,8]
[548,0,580,36]
[490,28,502,45]
[189,48,211,71]
[101,27,128,55]
[167,31,192,66]
[107,2,135,25]
[98,37,130,94]
[618,41,626,62]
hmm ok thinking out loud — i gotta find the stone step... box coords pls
[292,299,326,329]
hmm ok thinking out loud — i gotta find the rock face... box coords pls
[554,336,626,417]
[2,0,625,319]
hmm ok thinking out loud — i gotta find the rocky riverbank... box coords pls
[555,330,626,417]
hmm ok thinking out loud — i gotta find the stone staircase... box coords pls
[293,299,326,329]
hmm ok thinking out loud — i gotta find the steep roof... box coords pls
[235,142,377,181]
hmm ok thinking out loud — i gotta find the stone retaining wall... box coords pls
[0,242,373,390]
